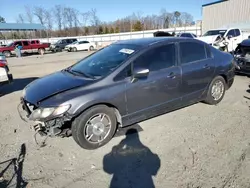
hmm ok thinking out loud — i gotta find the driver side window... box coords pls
[226,30,236,38]
[133,44,176,72]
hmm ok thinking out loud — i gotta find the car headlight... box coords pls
[29,104,71,121]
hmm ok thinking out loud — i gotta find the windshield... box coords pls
[203,30,227,36]
[7,42,14,47]
[72,41,78,45]
[69,44,139,78]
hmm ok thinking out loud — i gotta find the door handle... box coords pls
[203,64,211,69]
[167,72,176,79]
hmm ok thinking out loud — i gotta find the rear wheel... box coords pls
[38,48,45,55]
[71,105,117,150]
[204,76,226,105]
[89,46,94,51]
[3,51,11,57]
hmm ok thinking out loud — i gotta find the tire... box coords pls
[3,51,11,58]
[89,46,94,51]
[38,48,45,55]
[71,105,117,150]
[72,47,77,52]
[204,76,226,105]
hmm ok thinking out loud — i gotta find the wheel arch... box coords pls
[218,74,229,89]
[72,102,122,127]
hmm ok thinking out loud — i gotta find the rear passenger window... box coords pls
[180,42,206,64]
[23,41,29,46]
[133,44,176,72]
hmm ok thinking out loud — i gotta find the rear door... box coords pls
[22,41,30,53]
[179,41,215,103]
[125,43,182,120]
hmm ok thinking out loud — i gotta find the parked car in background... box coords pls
[234,39,250,76]
[50,38,77,52]
[197,28,250,52]
[177,32,197,38]
[0,53,13,86]
[65,40,96,52]
[18,37,235,150]
[0,40,50,57]
[153,31,174,37]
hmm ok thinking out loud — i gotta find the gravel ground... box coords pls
[0,51,250,188]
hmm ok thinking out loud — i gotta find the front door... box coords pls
[125,43,182,122]
[179,41,215,103]
[226,29,240,52]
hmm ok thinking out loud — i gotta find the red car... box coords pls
[0,40,50,57]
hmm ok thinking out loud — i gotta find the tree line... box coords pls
[0,5,195,39]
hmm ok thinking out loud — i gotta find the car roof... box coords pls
[115,37,195,47]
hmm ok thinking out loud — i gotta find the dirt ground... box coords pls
[0,51,250,188]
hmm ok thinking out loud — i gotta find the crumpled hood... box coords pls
[23,71,94,105]
[197,35,220,44]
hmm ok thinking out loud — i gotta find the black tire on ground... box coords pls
[89,46,94,51]
[3,51,11,58]
[38,48,45,55]
[71,105,117,150]
[72,47,77,52]
[204,76,226,105]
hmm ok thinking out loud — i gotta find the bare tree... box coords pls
[33,6,46,25]
[44,9,53,36]
[81,12,90,27]
[24,6,34,23]
[179,12,194,26]
[16,14,25,23]
[89,8,100,34]
[54,5,63,31]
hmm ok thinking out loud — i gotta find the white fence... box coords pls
[1,26,201,46]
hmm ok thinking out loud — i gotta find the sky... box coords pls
[0,0,216,23]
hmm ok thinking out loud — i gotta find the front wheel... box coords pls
[89,46,94,51]
[3,51,11,57]
[72,47,77,52]
[71,105,117,150]
[204,76,226,105]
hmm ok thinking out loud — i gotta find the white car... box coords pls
[65,41,96,52]
[0,54,13,87]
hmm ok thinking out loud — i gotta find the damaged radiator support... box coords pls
[33,116,72,147]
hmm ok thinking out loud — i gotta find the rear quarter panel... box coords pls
[211,47,235,82]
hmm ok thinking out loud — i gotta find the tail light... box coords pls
[0,60,7,67]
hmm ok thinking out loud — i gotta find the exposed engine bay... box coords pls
[233,39,250,75]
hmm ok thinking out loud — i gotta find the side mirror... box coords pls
[227,35,233,39]
[133,68,149,79]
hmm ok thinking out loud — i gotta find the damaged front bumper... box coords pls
[17,98,72,138]
[234,60,250,76]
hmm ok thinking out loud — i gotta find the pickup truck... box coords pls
[197,28,250,52]
[0,40,51,57]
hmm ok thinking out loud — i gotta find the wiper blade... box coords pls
[70,69,96,79]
